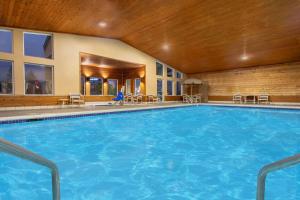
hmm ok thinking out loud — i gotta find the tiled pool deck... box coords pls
[0,103,191,122]
[0,102,299,123]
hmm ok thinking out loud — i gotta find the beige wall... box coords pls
[0,26,184,96]
[188,62,300,102]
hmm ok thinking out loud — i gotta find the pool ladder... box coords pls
[0,137,60,200]
[257,153,300,200]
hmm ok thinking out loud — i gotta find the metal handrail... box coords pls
[257,153,300,200]
[0,137,60,200]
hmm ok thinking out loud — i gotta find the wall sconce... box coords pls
[86,77,90,82]
[138,71,145,78]
[101,71,109,79]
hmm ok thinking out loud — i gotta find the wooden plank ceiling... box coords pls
[1,0,300,73]
[80,53,145,69]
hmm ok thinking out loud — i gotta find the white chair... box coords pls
[192,94,201,103]
[258,94,270,104]
[147,95,160,103]
[133,95,143,104]
[69,93,85,105]
[233,94,243,104]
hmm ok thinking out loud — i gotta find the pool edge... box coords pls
[0,103,299,124]
[0,104,194,124]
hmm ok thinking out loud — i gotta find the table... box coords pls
[244,95,256,104]
[58,98,69,105]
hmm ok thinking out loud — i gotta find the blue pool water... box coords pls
[0,106,300,200]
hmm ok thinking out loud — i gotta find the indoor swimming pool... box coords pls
[0,106,300,200]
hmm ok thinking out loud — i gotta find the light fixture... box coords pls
[138,71,145,78]
[162,44,170,51]
[81,58,93,65]
[98,21,107,28]
[241,55,249,60]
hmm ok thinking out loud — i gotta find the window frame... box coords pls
[176,71,182,79]
[80,75,86,95]
[89,77,104,96]
[157,78,163,100]
[23,31,54,59]
[176,81,182,96]
[24,62,54,96]
[167,67,173,78]
[125,79,131,94]
[167,80,173,96]
[0,28,13,54]
[0,59,14,95]
[156,61,164,77]
[134,78,141,95]
[107,79,118,96]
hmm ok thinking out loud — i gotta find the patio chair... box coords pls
[182,94,189,103]
[124,93,133,104]
[147,95,160,103]
[233,94,243,104]
[133,94,143,104]
[69,93,85,105]
[192,94,201,103]
[258,94,270,104]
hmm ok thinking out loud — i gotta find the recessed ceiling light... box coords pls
[81,58,92,65]
[241,55,249,60]
[162,44,170,51]
[98,21,107,28]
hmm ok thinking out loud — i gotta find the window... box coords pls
[157,79,163,100]
[108,79,118,96]
[25,63,53,95]
[134,78,141,95]
[90,77,103,95]
[176,81,182,95]
[167,67,173,77]
[125,79,131,94]
[0,29,12,53]
[24,32,53,59]
[167,80,173,95]
[156,62,163,76]
[176,71,182,79]
[80,76,85,95]
[0,60,13,94]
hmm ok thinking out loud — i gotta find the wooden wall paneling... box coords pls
[164,96,182,101]
[0,96,68,107]
[189,62,300,102]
